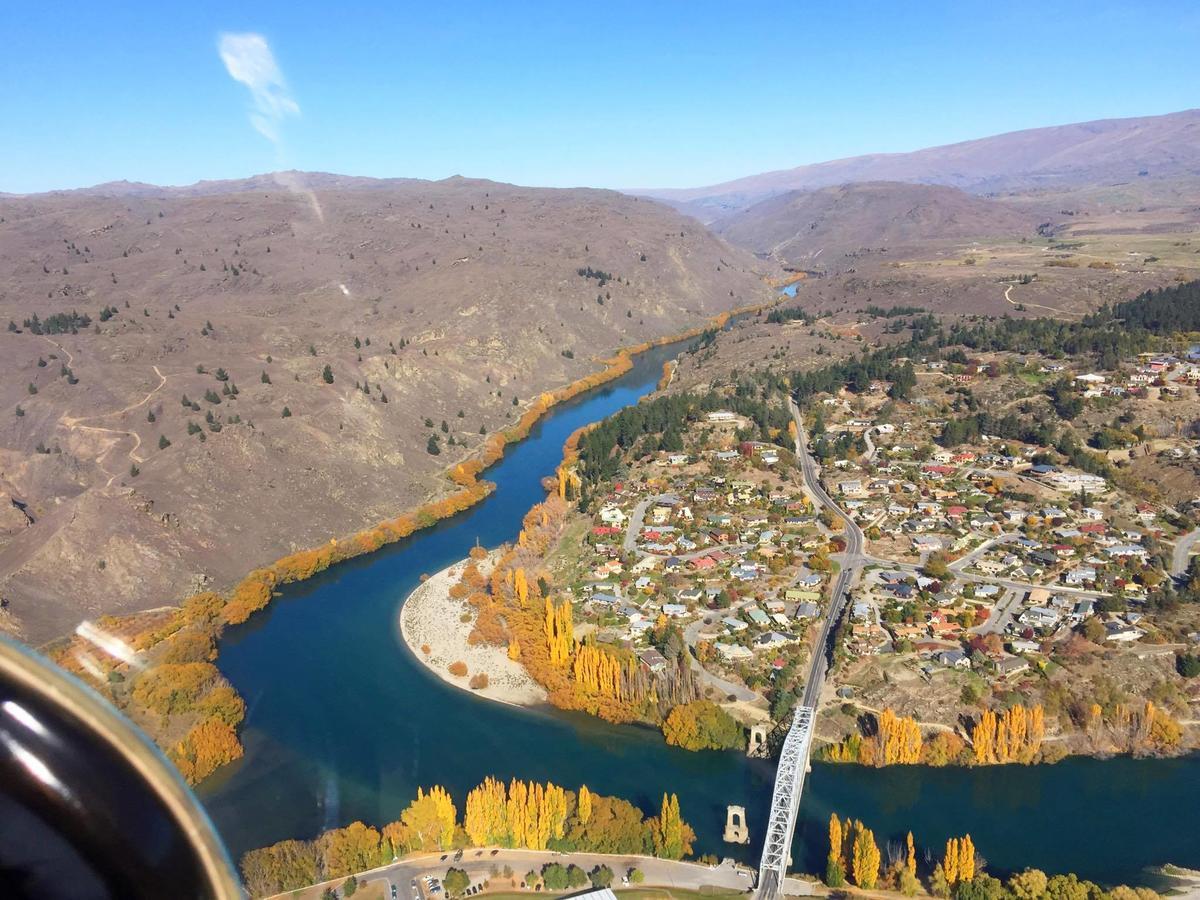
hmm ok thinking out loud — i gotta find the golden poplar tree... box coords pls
[572,643,625,699]
[1029,705,1045,751]
[906,831,916,879]
[544,597,573,664]
[464,776,508,846]
[401,786,457,850]
[878,708,923,764]
[578,785,592,824]
[943,837,960,885]
[827,813,846,886]
[973,705,1044,764]
[973,710,997,764]
[959,834,976,882]
[507,779,528,849]
[653,793,685,860]
[851,821,880,889]
[544,782,567,842]
[829,813,843,867]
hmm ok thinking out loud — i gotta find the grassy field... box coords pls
[545,514,596,590]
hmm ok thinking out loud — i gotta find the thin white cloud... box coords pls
[218,32,299,143]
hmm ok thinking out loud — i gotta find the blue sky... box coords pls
[3,1,1197,194]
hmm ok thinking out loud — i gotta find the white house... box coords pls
[598,504,628,526]
[1020,606,1061,629]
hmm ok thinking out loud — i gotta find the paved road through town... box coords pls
[1172,526,1200,577]
[788,395,866,708]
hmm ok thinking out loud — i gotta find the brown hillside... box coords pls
[716,181,1043,271]
[0,175,771,643]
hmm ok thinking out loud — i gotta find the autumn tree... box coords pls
[400,786,457,850]
[943,837,960,886]
[942,835,975,886]
[661,700,743,751]
[650,793,687,860]
[972,705,1044,764]
[850,820,880,889]
[170,717,243,783]
[826,813,846,887]
[572,641,629,700]
[923,731,967,766]
[877,708,923,764]
[1008,868,1049,900]
[240,839,318,897]
[578,784,592,824]
[464,776,509,847]
[959,834,976,881]
[315,822,384,880]
[545,597,573,664]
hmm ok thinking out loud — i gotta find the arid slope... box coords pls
[716,181,1043,270]
[0,175,772,643]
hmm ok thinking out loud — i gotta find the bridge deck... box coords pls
[755,705,815,900]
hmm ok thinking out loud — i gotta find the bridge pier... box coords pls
[748,724,768,757]
[723,805,749,844]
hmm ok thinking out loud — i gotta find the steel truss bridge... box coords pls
[754,705,816,900]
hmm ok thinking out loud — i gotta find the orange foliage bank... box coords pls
[768,271,807,289]
[657,360,676,391]
[221,478,492,626]
[823,709,968,767]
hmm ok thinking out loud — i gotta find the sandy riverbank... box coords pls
[399,554,547,707]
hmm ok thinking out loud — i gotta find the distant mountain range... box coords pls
[636,109,1200,223]
[8,171,423,199]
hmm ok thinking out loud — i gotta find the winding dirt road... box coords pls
[44,337,172,486]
